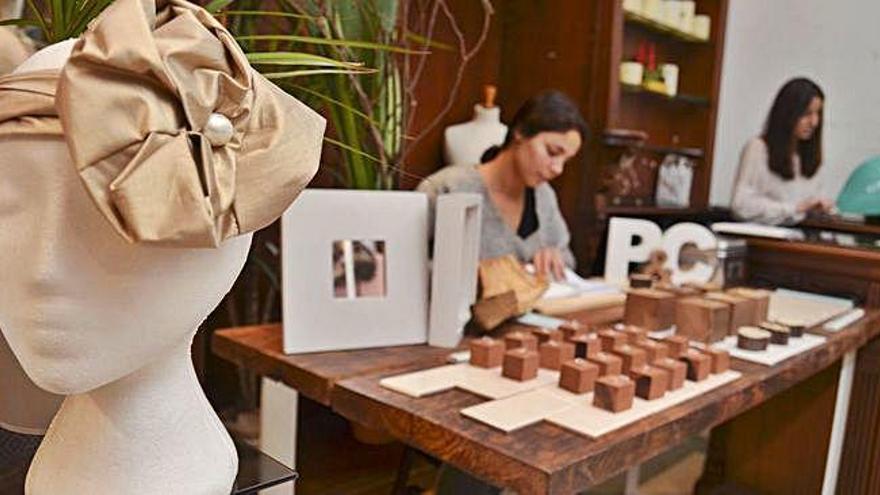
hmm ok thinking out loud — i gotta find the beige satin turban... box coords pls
[0,0,325,248]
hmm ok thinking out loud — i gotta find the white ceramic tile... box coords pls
[379,364,470,397]
[713,333,826,366]
[460,388,574,432]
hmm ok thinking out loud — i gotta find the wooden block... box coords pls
[504,331,538,351]
[656,283,703,298]
[614,324,648,343]
[629,274,654,288]
[559,320,587,341]
[675,297,730,344]
[760,322,790,345]
[629,365,670,400]
[683,281,722,292]
[661,335,690,358]
[593,375,635,412]
[539,340,575,370]
[737,327,771,351]
[531,327,562,345]
[679,349,711,382]
[471,290,518,330]
[558,358,599,394]
[587,352,623,376]
[632,338,669,363]
[699,347,730,374]
[598,329,628,352]
[469,337,504,368]
[727,287,771,324]
[624,289,676,331]
[704,292,755,336]
[570,333,602,359]
[611,344,648,375]
[502,348,538,381]
[653,357,687,390]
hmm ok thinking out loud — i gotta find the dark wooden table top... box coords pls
[330,311,880,495]
[211,305,624,406]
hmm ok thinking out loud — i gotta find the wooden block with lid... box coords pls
[539,340,575,370]
[469,337,505,368]
[704,292,755,336]
[598,329,628,352]
[502,348,538,381]
[559,358,599,394]
[629,365,670,400]
[656,283,704,298]
[504,331,538,351]
[611,344,648,375]
[653,357,687,390]
[675,297,730,344]
[570,333,602,359]
[593,375,635,412]
[760,322,790,345]
[661,335,690,358]
[737,327,771,351]
[698,347,730,374]
[679,349,712,382]
[587,352,624,376]
[624,289,676,331]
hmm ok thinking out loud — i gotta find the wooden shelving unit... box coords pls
[620,82,710,106]
[623,9,711,44]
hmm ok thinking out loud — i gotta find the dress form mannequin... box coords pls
[0,0,32,78]
[443,85,508,165]
[0,41,251,494]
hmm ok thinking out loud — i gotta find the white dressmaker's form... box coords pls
[443,84,508,166]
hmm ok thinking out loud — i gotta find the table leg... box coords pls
[391,446,416,495]
[821,350,856,495]
[259,378,299,495]
[624,465,641,495]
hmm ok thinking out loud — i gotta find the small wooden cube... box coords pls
[559,358,599,394]
[502,348,538,381]
[611,344,648,375]
[629,365,670,400]
[676,297,731,344]
[469,337,504,368]
[504,331,538,352]
[662,335,690,358]
[587,352,624,376]
[598,329,628,352]
[539,341,575,370]
[570,333,602,359]
[727,287,771,324]
[632,338,669,363]
[559,320,587,341]
[679,349,712,382]
[704,292,755,336]
[593,375,635,412]
[699,347,730,374]
[737,327,771,351]
[624,289,677,331]
[653,357,687,390]
[531,327,562,345]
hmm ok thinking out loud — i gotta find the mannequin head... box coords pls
[0,42,252,395]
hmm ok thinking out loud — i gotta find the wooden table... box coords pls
[213,306,879,494]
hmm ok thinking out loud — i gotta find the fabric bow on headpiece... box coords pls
[52,0,325,247]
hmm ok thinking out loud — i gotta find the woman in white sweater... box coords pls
[731,78,834,225]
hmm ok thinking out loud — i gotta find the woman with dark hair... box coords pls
[731,77,834,225]
[418,90,588,279]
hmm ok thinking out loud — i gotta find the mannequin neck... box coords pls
[473,104,501,124]
[26,336,238,494]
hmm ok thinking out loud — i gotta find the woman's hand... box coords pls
[796,198,822,214]
[533,247,566,281]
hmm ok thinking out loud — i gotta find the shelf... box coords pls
[621,83,710,106]
[623,9,709,44]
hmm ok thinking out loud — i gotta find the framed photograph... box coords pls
[281,190,429,354]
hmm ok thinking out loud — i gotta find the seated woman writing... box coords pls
[418,90,588,280]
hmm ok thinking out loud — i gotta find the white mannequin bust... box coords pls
[442,85,508,166]
[0,40,251,494]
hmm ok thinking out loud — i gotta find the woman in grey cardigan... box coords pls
[419,90,588,280]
